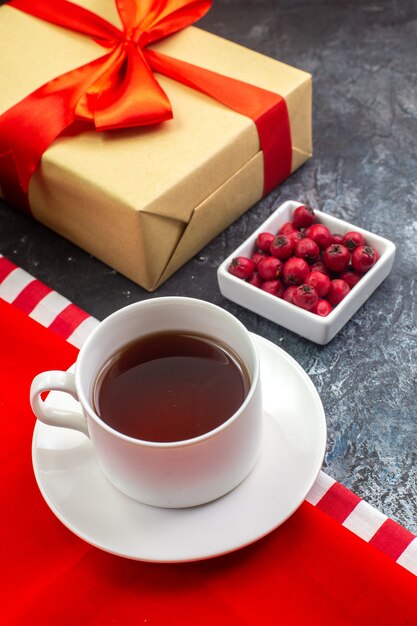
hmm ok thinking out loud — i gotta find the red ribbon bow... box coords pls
[0,0,292,212]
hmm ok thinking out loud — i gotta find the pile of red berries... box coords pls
[228,205,379,316]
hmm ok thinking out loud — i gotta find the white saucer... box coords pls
[32,333,326,563]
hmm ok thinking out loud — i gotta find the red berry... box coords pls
[327,279,350,306]
[305,271,331,297]
[322,244,350,273]
[293,284,318,311]
[256,232,275,252]
[292,205,315,229]
[246,272,263,288]
[269,235,294,260]
[342,231,365,252]
[351,245,377,273]
[339,269,362,288]
[278,221,297,235]
[261,279,285,297]
[282,257,309,285]
[251,251,266,268]
[258,256,283,280]
[331,233,344,245]
[312,299,333,317]
[294,237,320,263]
[287,230,306,245]
[283,285,298,304]
[228,256,255,279]
[308,224,332,250]
[310,261,331,276]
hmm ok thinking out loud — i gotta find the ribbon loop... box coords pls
[6,0,212,134]
[92,43,173,130]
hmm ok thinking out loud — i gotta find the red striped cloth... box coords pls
[1,253,416,576]
[0,254,98,348]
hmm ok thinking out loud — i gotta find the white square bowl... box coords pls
[217,200,396,344]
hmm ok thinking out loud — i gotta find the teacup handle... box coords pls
[30,370,89,437]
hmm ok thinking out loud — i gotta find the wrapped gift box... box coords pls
[0,1,312,291]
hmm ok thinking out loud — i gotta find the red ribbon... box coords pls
[0,0,292,213]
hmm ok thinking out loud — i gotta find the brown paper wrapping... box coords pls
[0,1,312,291]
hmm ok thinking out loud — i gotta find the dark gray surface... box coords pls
[1,0,416,532]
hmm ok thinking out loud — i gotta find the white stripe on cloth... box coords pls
[29,290,72,326]
[0,267,34,302]
[306,471,335,505]
[67,315,100,349]
[342,500,388,542]
[397,538,417,576]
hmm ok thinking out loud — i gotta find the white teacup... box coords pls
[30,297,263,508]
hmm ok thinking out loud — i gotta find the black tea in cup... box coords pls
[93,331,251,442]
